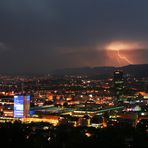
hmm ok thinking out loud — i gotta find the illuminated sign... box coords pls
[14,96,24,118]
[14,96,30,118]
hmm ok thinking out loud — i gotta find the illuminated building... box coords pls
[0,96,14,117]
[0,95,30,118]
[14,95,30,118]
[113,70,124,102]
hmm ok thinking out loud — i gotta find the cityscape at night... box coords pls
[0,0,148,148]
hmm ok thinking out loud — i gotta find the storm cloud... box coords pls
[0,0,148,73]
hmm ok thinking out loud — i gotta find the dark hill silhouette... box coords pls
[52,64,148,78]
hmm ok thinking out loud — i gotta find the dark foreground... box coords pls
[0,122,147,148]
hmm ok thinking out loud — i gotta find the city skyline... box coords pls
[0,0,148,73]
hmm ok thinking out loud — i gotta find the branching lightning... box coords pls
[116,49,133,65]
[105,41,136,66]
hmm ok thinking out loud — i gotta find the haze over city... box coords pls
[0,0,148,73]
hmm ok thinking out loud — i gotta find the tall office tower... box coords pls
[14,95,30,118]
[113,70,124,102]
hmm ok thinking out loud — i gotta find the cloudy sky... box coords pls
[0,0,148,73]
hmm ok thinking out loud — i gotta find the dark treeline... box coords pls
[0,122,147,148]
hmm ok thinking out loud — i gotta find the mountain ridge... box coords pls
[52,64,148,77]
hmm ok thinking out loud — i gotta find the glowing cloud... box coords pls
[104,41,145,66]
[106,41,143,51]
[95,40,148,67]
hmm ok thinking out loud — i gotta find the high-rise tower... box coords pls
[14,95,30,118]
[113,70,124,102]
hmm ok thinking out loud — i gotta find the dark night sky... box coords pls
[0,0,148,73]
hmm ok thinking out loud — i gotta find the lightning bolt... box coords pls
[116,49,133,65]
